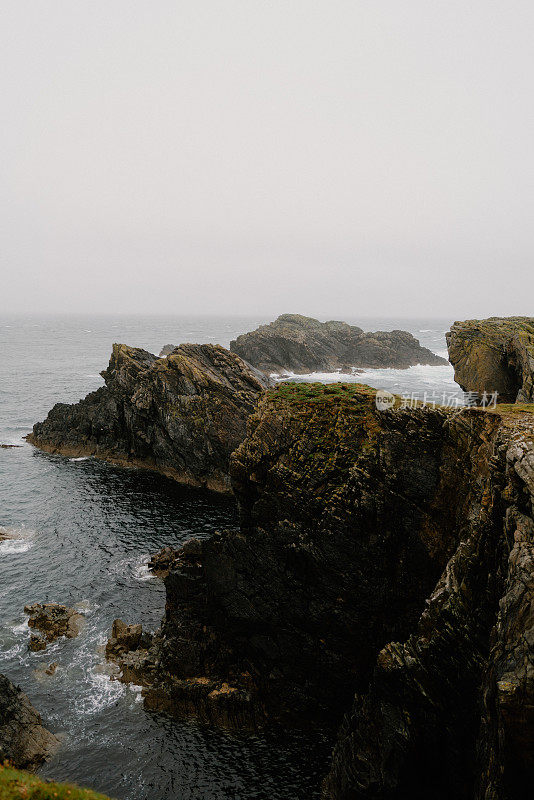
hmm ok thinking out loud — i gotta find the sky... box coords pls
[1,1,533,318]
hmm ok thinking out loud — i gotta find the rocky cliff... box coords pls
[0,673,58,769]
[230,314,447,373]
[107,383,534,798]
[28,343,270,492]
[447,317,534,403]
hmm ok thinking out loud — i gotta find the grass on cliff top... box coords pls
[0,766,112,800]
[489,403,534,416]
[270,381,378,405]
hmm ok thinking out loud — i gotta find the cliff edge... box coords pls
[447,316,534,403]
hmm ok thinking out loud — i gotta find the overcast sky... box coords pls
[1,1,533,317]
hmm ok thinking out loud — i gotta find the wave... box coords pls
[69,456,91,462]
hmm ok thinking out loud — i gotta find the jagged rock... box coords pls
[105,619,155,686]
[113,385,496,725]
[148,545,181,578]
[107,381,534,796]
[25,603,83,651]
[27,343,272,493]
[159,344,176,356]
[230,314,447,373]
[446,316,534,403]
[0,673,58,769]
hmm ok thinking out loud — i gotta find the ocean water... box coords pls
[0,314,457,799]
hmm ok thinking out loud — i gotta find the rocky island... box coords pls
[230,314,447,373]
[28,343,270,493]
[447,316,534,403]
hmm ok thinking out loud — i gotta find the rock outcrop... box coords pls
[0,673,58,769]
[25,603,84,651]
[108,382,534,797]
[28,343,271,493]
[230,314,447,373]
[447,316,534,403]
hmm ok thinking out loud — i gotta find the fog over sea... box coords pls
[0,314,457,800]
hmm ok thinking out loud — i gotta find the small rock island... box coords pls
[230,313,447,373]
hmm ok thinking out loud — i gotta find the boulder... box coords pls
[25,603,83,651]
[0,673,58,769]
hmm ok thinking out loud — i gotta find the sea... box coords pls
[0,314,459,799]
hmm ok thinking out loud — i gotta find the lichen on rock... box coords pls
[446,316,534,403]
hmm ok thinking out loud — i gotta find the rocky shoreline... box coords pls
[22,316,534,797]
[0,673,58,769]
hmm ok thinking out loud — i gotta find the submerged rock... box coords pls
[230,313,447,373]
[25,603,83,651]
[446,316,534,403]
[0,673,58,769]
[27,343,272,493]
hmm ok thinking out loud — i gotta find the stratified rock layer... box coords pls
[28,343,270,492]
[446,316,534,403]
[0,674,58,769]
[230,314,447,373]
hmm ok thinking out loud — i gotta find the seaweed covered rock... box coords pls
[25,603,84,651]
[230,314,447,373]
[0,674,58,769]
[446,316,534,403]
[28,343,271,492]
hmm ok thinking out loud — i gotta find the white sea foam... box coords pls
[133,561,155,581]
[69,456,91,462]
[0,525,35,554]
[74,672,125,716]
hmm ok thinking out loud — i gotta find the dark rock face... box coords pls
[28,343,271,493]
[230,314,447,373]
[0,673,58,769]
[324,416,534,800]
[25,603,84,651]
[446,317,534,403]
[108,382,534,797]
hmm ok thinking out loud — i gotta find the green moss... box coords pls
[0,766,112,800]
[489,403,534,415]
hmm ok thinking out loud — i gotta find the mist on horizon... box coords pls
[2,1,533,319]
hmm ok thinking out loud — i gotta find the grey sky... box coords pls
[2,1,533,317]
